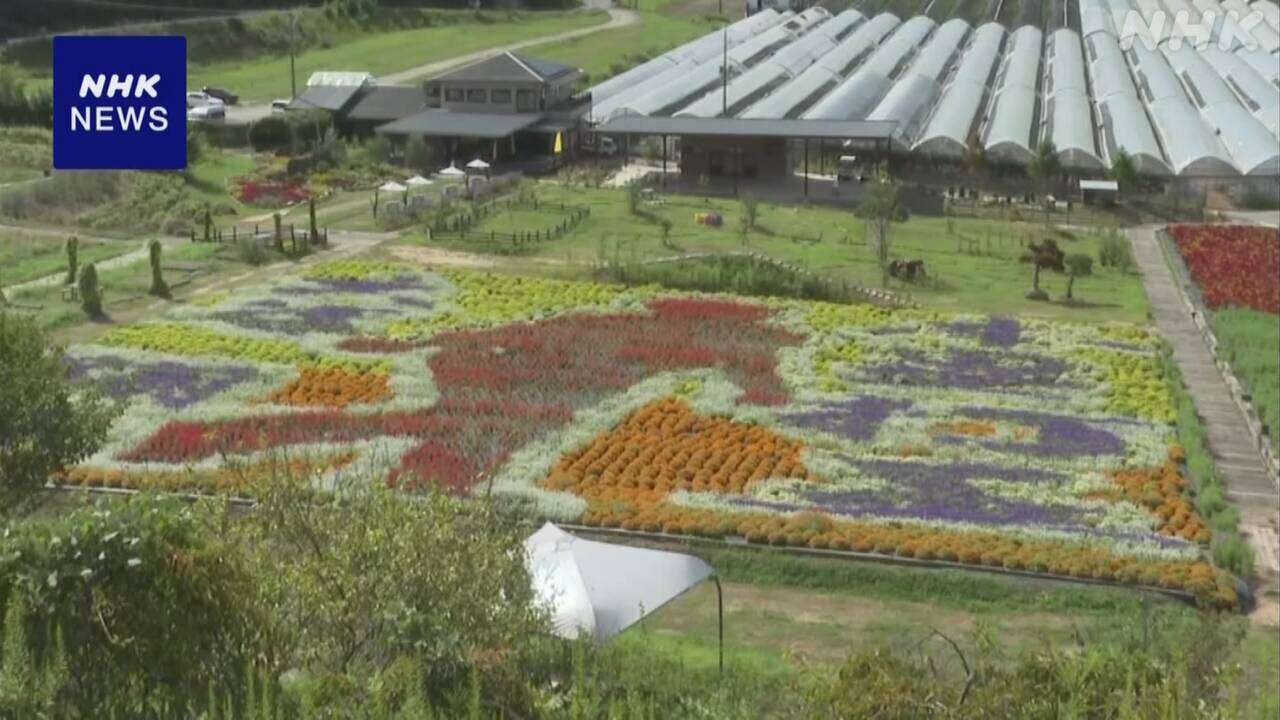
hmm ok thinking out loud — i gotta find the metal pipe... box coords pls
[713,575,724,676]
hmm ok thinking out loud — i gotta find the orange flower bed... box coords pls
[58,451,358,494]
[1110,450,1210,543]
[545,399,1236,608]
[267,366,392,408]
[543,397,814,505]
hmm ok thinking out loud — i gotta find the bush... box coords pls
[1098,230,1133,272]
[238,239,268,266]
[77,262,102,317]
[0,314,116,514]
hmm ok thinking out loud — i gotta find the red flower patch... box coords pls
[121,298,801,494]
[1170,224,1280,314]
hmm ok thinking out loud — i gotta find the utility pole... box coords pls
[289,11,299,99]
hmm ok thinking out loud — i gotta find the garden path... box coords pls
[1129,225,1278,622]
[1,233,182,296]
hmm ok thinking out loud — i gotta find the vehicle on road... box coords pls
[201,86,238,105]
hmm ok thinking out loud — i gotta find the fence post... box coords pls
[190,229,196,243]
[232,226,237,243]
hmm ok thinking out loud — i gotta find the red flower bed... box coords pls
[121,298,800,494]
[237,179,310,206]
[1170,224,1280,314]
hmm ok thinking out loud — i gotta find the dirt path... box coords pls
[2,234,183,296]
[1129,225,1278,625]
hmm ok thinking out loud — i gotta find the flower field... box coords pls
[60,261,1236,604]
[1169,224,1280,314]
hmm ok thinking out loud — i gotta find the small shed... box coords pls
[1080,179,1119,205]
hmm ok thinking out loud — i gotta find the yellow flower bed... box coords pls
[1077,347,1175,422]
[100,323,381,373]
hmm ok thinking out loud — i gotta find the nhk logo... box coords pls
[53,36,186,170]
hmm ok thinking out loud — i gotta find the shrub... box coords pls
[63,235,77,286]
[238,239,268,266]
[148,239,169,298]
[78,262,102,317]
[1098,230,1133,272]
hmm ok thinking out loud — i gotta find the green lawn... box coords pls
[405,185,1150,323]
[185,151,256,208]
[188,10,609,103]
[0,230,138,287]
[1212,308,1280,453]
[536,0,721,84]
[0,166,42,184]
[7,241,287,332]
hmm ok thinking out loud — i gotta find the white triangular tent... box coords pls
[437,164,465,178]
[524,523,720,657]
[377,181,407,193]
[405,175,434,187]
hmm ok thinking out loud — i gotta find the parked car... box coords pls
[271,99,291,113]
[201,86,238,105]
[587,136,618,157]
[187,104,225,122]
[185,91,224,109]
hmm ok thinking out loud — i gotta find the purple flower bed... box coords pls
[731,458,1080,528]
[953,406,1127,458]
[67,355,256,409]
[210,302,377,335]
[981,317,1020,347]
[785,396,912,442]
[862,348,1067,390]
[285,275,426,295]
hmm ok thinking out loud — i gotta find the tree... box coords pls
[962,130,986,191]
[857,163,901,287]
[404,135,433,172]
[78,262,102,317]
[1022,237,1065,301]
[1028,139,1061,224]
[0,495,262,715]
[1110,149,1138,197]
[147,239,169,298]
[1064,252,1093,301]
[64,236,77,286]
[0,314,116,514]
[741,194,759,230]
[240,470,546,706]
[309,196,319,247]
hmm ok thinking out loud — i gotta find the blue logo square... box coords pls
[53,36,187,170]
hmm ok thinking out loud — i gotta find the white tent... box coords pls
[524,523,721,664]
[405,175,434,187]
[437,163,465,178]
[465,158,491,171]
[378,181,407,193]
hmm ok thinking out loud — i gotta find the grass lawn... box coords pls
[405,185,1150,324]
[612,543,1278,716]
[1212,308,1280,453]
[7,241,292,333]
[536,0,721,84]
[0,229,138,287]
[185,151,257,209]
[0,166,42,184]
[188,10,608,103]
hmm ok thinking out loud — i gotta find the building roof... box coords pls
[1080,179,1119,190]
[288,84,364,113]
[432,52,579,84]
[344,85,428,122]
[376,110,545,138]
[803,16,937,120]
[306,71,374,88]
[914,22,1005,159]
[982,26,1042,165]
[596,115,897,140]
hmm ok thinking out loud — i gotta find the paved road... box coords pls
[224,8,638,126]
[1129,226,1278,610]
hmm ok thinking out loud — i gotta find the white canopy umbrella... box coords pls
[465,157,491,170]
[405,175,434,187]
[378,181,407,193]
[437,163,465,178]
[523,523,722,668]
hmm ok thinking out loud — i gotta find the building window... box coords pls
[426,85,439,98]
[444,87,464,102]
[491,89,512,104]
[516,89,536,111]
[467,88,487,103]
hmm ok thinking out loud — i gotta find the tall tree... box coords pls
[0,314,116,514]
[1110,149,1138,197]
[858,163,901,287]
[1028,139,1061,224]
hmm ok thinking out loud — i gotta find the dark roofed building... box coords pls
[375,52,589,170]
[344,85,429,134]
[288,84,365,114]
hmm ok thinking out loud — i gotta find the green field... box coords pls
[1213,308,1280,453]
[406,185,1151,323]
[0,230,138,288]
[188,10,609,103]
[537,0,721,83]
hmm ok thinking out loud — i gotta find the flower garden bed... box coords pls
[58,261,1238,606]
[1168,224,1279,314]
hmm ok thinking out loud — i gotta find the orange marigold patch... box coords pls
[1110,451,1211,544]
[267,366,392,408]
[60,451,359,494]
[929,420,997,437]
[543,397,815,506]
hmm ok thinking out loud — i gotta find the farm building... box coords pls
[587,1,1280,182]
